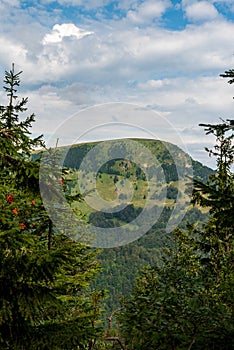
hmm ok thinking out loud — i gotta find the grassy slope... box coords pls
[59,138,212,314]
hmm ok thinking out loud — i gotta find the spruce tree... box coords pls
[119,71,234,349]
[0,65,104,349]
[119,120,234,350]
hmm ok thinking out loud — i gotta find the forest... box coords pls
[0,65,233,349]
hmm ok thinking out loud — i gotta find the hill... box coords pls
[40,138,213,314]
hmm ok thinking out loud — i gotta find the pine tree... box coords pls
[119,70,234,349]
[119,121,234,349]
[0,65,104,349]
[193,119,234,239]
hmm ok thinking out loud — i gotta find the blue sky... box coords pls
[0,0,234,167]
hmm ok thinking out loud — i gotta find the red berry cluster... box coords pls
[6,194,35,230]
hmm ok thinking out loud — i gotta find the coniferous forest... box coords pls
[0,65,233,349]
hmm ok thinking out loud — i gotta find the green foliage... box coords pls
[119,227,233,349]
[193,120,234,232]
[119,75,234,349]
[0,64,43,191]
[0,65,104,349]
[91,206,207,316]
[0,232,104,349]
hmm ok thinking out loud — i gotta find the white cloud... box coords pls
[138,79,167,88]
[127,0,171,24]
[1,11,233,89]
[1,16,232,92]
[137,76,233,112]
[0,0,234,166]
[42,23,94,44]
[185,1,219,21]
[41,0,110,8]
[0,37,28,69]
[103,21,234,79]
[0,0,20,7]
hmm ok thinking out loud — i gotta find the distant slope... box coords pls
[62,138,212,182]
[38,138,213,314]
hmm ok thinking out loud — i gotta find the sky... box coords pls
[0,0,234,167]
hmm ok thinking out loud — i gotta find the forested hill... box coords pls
[61,138,212,181]
[42,138,212,313]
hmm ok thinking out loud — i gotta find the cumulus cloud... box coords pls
[42,23,94,44]
[2,15,232,90]
[0,0,234,166]
[184,1,219,22]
